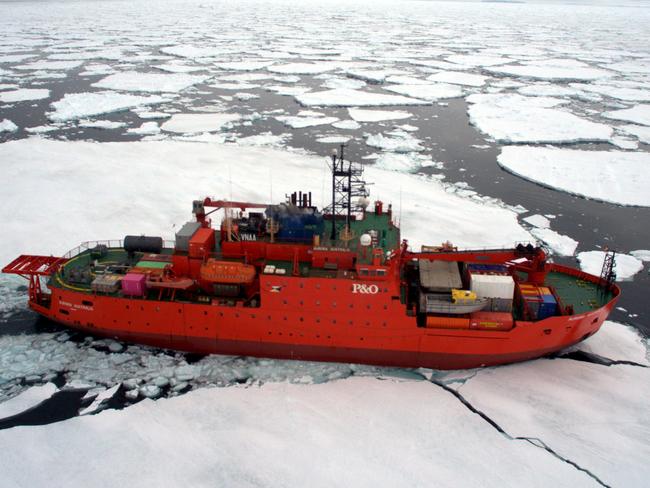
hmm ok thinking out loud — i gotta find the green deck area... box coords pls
[545,271,613,314]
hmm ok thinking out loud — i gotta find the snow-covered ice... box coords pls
[630,250,650,262]
[426,71,488,87]
[572,321,649,366]
[160,113,240,133]
[467,93,612,144]
[365,131,423,153]
[530,227,578,256]
[383,83,464,102]
[78,119,127,130]
[15,60,83,71]
[296,89,429,107]
[274,115,338,129]
[619,124,650,144]
[498,146,650,206]
[268,63,334,75]
[48,92,167,122]
[331,120,361,130]
[603,104,650,126]
[127,122,161,135]
[0,377,598,488]
[522,214,550,229]
[0,88,50,103]
[577,251,644,281]
[348,108,412,123]
[486,59,613,81]
[0,383,58,420]
[93,71,208,93]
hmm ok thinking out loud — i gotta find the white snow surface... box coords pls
[0,377,596,488]
[348,108,412,122]
[160,113,240,133]
[15,60,83,71]
[577,251,644,281]
[619,124,650,144]
[296,89,429,107]
[78,119,127,130]
[93,71,208,93]
[0,139,530,266]
[630,250,650,262]
[498,146,650,206]
[453,359,650,488]
[0,88,50,103]
[603,104,650,126]
[0,383,58,419]
[486,59,613,81]
[467,93,612,143]
[48,92,166,122]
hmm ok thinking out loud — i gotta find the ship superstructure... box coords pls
[3,148,619,369]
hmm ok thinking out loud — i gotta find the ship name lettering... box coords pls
[352,283,379,294]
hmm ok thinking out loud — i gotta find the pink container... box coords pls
[121,273,147,296]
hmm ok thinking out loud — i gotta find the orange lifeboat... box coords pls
[200,259,256,284]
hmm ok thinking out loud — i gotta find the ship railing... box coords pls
[415,241,538,254]
[61,239,175,259]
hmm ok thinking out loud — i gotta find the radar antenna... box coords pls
[599,247,617,289]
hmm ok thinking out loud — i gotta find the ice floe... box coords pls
[365,131,423,153]
[529,228,578,257]
[383,83,463,102]
[468,93,612,143]
[0,88,50,103]
[486,59,613,81]
[497,146,650,206]
[619,124,650,144]
[48,92,167,122]
[321,77,366,90]
[0,119,18,132]
[78,119,127,130]
[348,108,412,123]
[426,71,488,87]
[296,88,429,107]
[0,377,596,487]
[160,113,240,133]
[275,115,339,129]
[345,69,402,84]
[630,250,650,262]
[522,214,550,229]
[78,384,120,416]
[603,104,650,126]
[127,122,161,135]
[268,63,334,75]
[235,132,291,147]
[577,251,644,281]
[332,120,361,130]
[93,71,209,93]
[570,83,650,102]
[0,383,58,420]
[15,60,83,71]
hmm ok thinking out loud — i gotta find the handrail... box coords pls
[61,239,175,259]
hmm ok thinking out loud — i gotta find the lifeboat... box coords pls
[200,259,256,284]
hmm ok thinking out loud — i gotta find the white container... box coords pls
[470,274,515,299]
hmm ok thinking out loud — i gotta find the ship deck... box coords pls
[545,270,614,315]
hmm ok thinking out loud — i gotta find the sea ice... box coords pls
[630,250,650,262]
[78,384,120,415]
[577,251,644,280]
[0,88,50,103]
[15,60,83,71]
[127,122,161,135]
[235,132,291,147]
[0,119,18,132]
[374,153,428,172]
[275,115,339,129]
[348,108,412,123]
[160,113,240,133]
[321,77,366,90]
[426,71,487,87]
[153,63,204,74]
[529,228,578,256]
[486,59,613,81]
[522,214,550,229]
[383,83,463,101]
[316,135,352,144]
[48,92,167,122]
[619,124,650,144]
[0,54,37,63]
[268,63,334,75]
[572,321,649,366]
[345,69,403,84]
[0,383,58,419]
[365,131,423,153]
[296,88,429,107]
[497,146,650,206]
[602,104,650,126]
[93,71,209,93]
[467,93,612,144]
[78,120,127,130]
[215,61,274,71]
[332,120,361,130]
[445,54,510,67]
[570,83,650,102]
[0,377,595,487]
[454,359,650,487]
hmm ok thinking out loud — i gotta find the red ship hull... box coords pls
[27,262,618,370]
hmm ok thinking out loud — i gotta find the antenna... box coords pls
[599,247,617,290]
